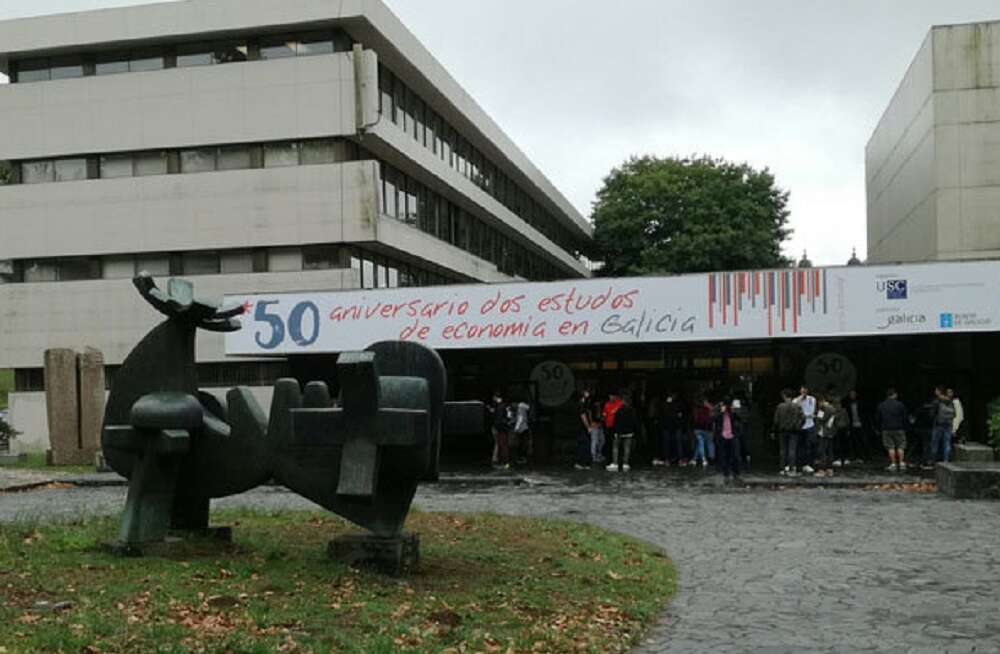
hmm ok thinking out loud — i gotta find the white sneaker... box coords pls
[652,459,665,466]
[832,460,843,467]
[779,468,787,476]
[622,464,631,472]
[574,464,588,471]
[606,463,619,472]
[886,463,898,472]
[702,460,709,468]
[802,465,815,474]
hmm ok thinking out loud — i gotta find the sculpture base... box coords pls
[102,527,233,558]
[328,532,420,575]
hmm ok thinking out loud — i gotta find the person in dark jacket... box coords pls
[713,397,743,480]
[876,388,908,472]
[607,394,639,472]
[660,392,688,466]
[487,390,512,470]
[773,389,805,476]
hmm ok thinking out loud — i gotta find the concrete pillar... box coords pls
[44,348,80,465]
[78,347,105,462]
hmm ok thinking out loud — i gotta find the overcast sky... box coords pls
[3,1,999,266]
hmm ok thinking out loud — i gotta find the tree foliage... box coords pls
[591,155,792,276]
[0,161,14,185]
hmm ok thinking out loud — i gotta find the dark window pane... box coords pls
[101,154,133,179]
[134,151,169,176]
[181,252,220,275]
[378,65,394,118]
[393,80,406,128]
[95,56,129,75]
[303,245,340,271]
[130,51,164,72]
[17,59,50,83]
[221,251,253,274]
[264,142,300,168]
[135,255,169,277]
[54,158,88,182]
[217,146,251,171]
[298,32,334,56]
[177,44,214,67]
[215,43,248,64]
[50,56,84,80]
[260,36,297,60]
[333,29,353,52]
[23,260,57,282]
[21,161,54,184]
[59,257,100,281]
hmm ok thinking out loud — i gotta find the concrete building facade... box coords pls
[0,0,593,450]
[866,20,1000,264]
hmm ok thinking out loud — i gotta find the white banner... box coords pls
[225,260,1000,356]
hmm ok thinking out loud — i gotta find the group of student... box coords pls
[576,389,750,479]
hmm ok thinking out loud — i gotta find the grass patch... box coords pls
[3,451,95,475]
[0,509,675,653]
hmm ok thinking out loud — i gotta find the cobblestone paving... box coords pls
[1,473,998,653]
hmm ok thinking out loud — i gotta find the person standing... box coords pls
[714,398,742,481]
[814,395,838,476]
[929,387,956,465]
[773,389,805,476]
[576,391,595,471]
[793,386,818,474]
[513,398,533,465]
[948,388,965,443]
[607,394,639,472]
[876,388,908,472]
[487,391,512,470]
[661,392,687,466]
[691,397,715,468]
[844,389,865,464]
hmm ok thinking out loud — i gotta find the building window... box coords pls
[50,56,85,80]
[135,255,170,277]
[181,252,220,276]
[177,44,215,68]
[217,145,252,171]
[215,42,249,64]
[95,53,129,76]
[134,151,169,177]
[260,36,297,60]
[22,261,57,282]
[220,251,254,275]
[181,148,218,173]
[303,245,341,271]
[100,154,133,179]
[298,32,335,56]
[58,257,101,281]
[264,142,300,168]
[54,158,88,182]
[21,160,54,184]
[301,139,337,165]
[17,59,50,83]
[129,50,165,72]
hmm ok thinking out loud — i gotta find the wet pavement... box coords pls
[1,468,997,653]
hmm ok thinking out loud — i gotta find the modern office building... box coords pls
[0,0,593,447]
[866,20,1000,264]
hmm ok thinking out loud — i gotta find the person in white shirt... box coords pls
[947,388,964,442]
[793,386,818,474]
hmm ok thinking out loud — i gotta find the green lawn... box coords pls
[0,369,12,410]
[3,452,95,475]
[0,510,675,654]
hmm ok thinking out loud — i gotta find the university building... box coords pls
[0,0,593,445]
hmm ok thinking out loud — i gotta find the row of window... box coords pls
[9,29,354,83]
[0,246,463,288]
[378,64,582,258]
[5,139,364,185]
[380,162,566,282]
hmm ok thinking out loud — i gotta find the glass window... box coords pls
[260,36,297,60]
[181,252,220,275]
[302,245,340,271]
[215,42,249,64]
[17,59,50,83]
[393,79,406,129]
[217,146,251,171]
[267,248,302,272]
[135,255,170,277]
[21,160,54,184]
[130,50,165,72]
[134,151,169,177]
[96,53,129,76]
[411,94,424,143]
[59,257,100,281]
[181,148,217,173]
[437,201,453,243]
[362,259,375,289]
[102,256,135,279]
[376,263,388,289]
[382,165,398,219]
[419,190,436,235]
[221,251,253,274]
[426,110,438,154]
[454,207,468,250]
[333,29,353,53]
[22,260,57,282]
[378,65,394,118]
[54,158,88,182]
[404,177,420,225]
[100,154,133,179]
[298,32,334,56]
[177,44,214,67]
[387,266,399,288]
[264,142,300,168]
[301,139,336,165]
[50,56,84,80]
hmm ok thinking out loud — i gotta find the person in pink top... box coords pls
[713,397,743,481]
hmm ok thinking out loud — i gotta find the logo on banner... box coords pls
[878,312,926,330]
[940,313,954,329]
[876,280,908,300]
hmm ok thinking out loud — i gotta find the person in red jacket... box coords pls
[603,392,624,435]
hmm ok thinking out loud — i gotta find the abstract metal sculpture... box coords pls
[103,275,481,570]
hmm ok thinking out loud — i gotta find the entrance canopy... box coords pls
[225,260,1000,356]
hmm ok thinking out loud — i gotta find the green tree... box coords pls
[591,155,792,276]
[0,161,14,185]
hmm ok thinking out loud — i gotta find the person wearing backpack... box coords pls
[929,386,956,465]
[773,389,805,476]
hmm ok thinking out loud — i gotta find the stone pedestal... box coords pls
[954,443,996,463]
[78,348,105,461]
[44,349,82,466]
[103,527,233,558]
[328,532,420,575]
[937,462,1000,500]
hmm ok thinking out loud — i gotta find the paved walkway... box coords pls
[1,472,997,653]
